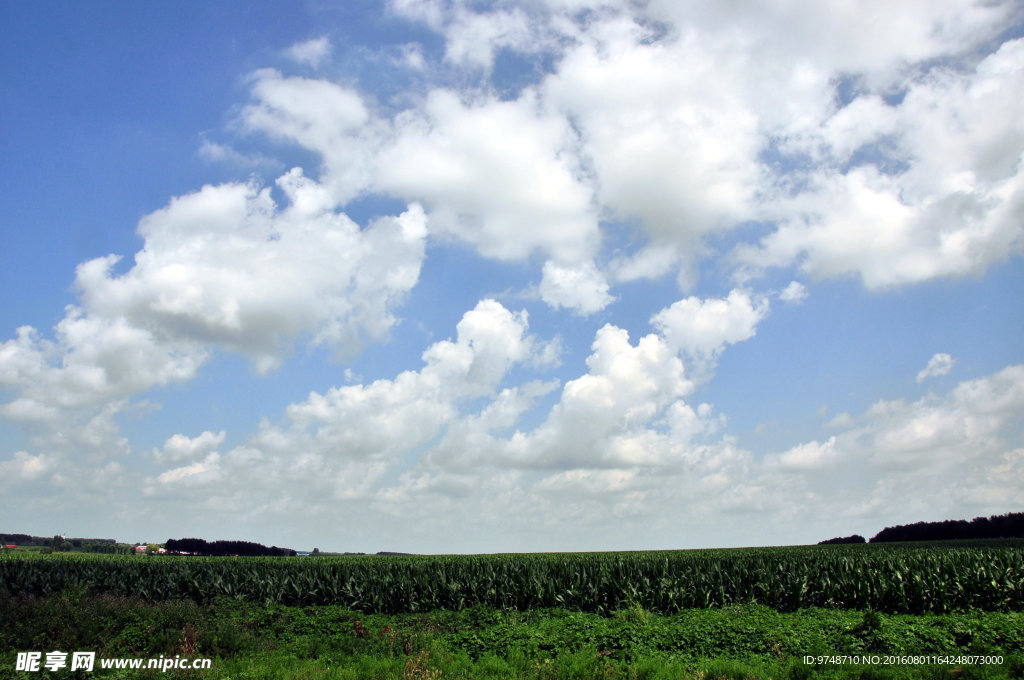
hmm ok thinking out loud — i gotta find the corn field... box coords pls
[1,544,1021,615]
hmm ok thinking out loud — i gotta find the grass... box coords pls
[1,589,1023,679]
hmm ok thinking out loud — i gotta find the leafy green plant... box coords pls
[4,543,1023,615]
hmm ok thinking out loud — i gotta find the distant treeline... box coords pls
[819,512,1024,546]
[818,534,866,545]
[869,512,1024,543]
[1,534,123,553]
[165,537,296,557]
[0,534,35,545]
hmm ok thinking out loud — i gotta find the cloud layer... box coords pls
[1,0,1022,551]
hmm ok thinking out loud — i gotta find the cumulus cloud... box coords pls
[228,1,1024,314]
[240,69,603,279]
[376,90,599,263]
[538,260,614,314]
[443,6,534,69]
[917,353,955,383]
[186,300,543,493]
[0,315,205,420]
[285,36,332,68]
[0,170,426,468]
[137,302,753,530]
[421,380,559,472]
[542,24,765,247]
[78,178,426,371]
[0,450,58,483]
[500,324,695,470]
[366,323,755,542]
[736,38,1024,288]
[826,412,854,429]
[765,364,1024,521]
[867,366,1024,468]
[241,69,378,204]
[651,289,769,363]
[158,453,223,485]
[154,431,226,465]
[642,0,1013,84]
[778,437,839,471]
[383,0,1022,294]
[390,0,549,70]
[609,244,682,284]
[137,299,570,526]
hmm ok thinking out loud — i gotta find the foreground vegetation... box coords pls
[2,543,1022,678]
[1,589,1023,679]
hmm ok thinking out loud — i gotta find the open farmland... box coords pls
[2,542,1022,614]
[3,543,1024,678]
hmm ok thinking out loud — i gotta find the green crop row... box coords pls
[1,544,1021,615]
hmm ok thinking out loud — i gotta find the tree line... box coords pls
[164,537,296,557]
[0,534,125,553]
[869,512,1024,543]
[819,511,1024,545]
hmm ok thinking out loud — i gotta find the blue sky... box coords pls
[2,1,1023,553]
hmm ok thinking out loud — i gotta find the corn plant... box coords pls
[1,542,1020,614]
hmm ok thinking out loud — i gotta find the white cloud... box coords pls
[388,0,446,31]
[424,380,559,472]
[826,412,854,429]
[917,353,955,383]
[954,448,1024,508]
[534,468,638,495]
[642,0,1013,86]
[137,299,555,514]
[198,139,282,172]
[443,7,534,69]
[868,364,1024,468]
[240,67,606,315]
[779,437,839,471]
[542,28,765,247]
[239,2,1023,307]
[737,39,1024,288]
[155,430,226,464]
[0,313,205,418]
[538,260,614,315]
[285,37,332,68]
[196,310,722,522]
[420,298,536,398]
[779,281,808,304]
[390,1,550,70]
[241,69,378,204]
[766,364,1024,515]
[233,299,540,473]
[386,0,1022,294]
[609,244,682,284]
[244,70,368,145]
[77,179,426,371]
[158,453,222,485]
[0,173,426,469]
[651,289,769,362]
[376,90,598,264]
[0,450,57,483]
[499,324,695,470]
[898,367,1023,461]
